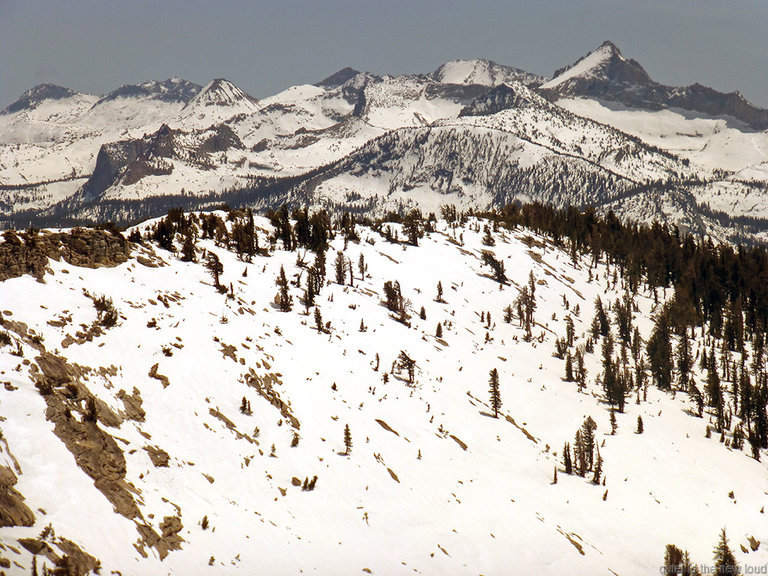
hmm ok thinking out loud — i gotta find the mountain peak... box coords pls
[187,78,259,109]
[2,83,79,115]
[541,41,651,91]
[315,67,361,88]
[431,59,544,87]
[94,78,201,106]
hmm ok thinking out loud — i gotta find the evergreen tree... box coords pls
[677,328,692,390]
[334,250,347,284]
[489,368,501,418]
[482,224,495,246]
[396,351,416,384]
[592,449,603,485]
[593,296,609,337]
[276,265,292,312]
[481,251,507,285]
[637,415,644,434]
[565,352,574,382]
[712,528,738,576]
[204,252,223,290]
[343,424,352,455]
[562,442,573,474]
[436,322,443,338]
[181,230,196,262]
[647,307,673,389]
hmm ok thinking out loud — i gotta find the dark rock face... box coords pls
[1,84,78,115]
[459,83,544,117]
[0,228,131,282]
[315,67,361,88]
[0,465,35,527]
[80,123,244,199]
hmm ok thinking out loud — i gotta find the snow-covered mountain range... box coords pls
[1,210,766,574]
[2,42,768,242]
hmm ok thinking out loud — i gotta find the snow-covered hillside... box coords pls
[0,211,766,575]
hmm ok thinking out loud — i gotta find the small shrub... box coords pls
[94,295,118,328]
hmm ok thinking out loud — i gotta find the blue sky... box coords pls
[1,0,766,107]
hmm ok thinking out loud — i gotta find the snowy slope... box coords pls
[0,214,766,575]
[171,79,260,131]
[431,58,545,87]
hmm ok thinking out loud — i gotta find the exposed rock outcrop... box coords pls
[0,465,35,527]
[0,227,131,282]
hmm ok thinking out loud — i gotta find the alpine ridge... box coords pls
[1,42,768,244]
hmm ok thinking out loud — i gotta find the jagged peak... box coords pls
[1,83,80,115]
[186,78,259,109]
[542,41,651,90]
[93,78,202,106]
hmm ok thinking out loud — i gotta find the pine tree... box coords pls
[396,351,416,384]
[562,442,573,474]
[592,449,603,484]
[435,323,443,338]
[343,424,352,455]
[565,352,574,382]
[677,328,692,390]
[637,415,644,434]
[334,250,347,284]
[565,316,575,346]
[276,265,292,311]
[181,231,196,262]
[436,281,444,302]
[489,368,501,418]
[204,252,223,290]
[663,545,684,575]
[713,528,738,576]
[647,307,673,389]
[358,253,366,278]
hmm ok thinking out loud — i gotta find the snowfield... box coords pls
[0,214,766,575]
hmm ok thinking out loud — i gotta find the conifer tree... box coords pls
[592,449,603,485]
[181,231,196,262]
[637,415,644,434]
[205,252,223,290]
[334,250,347,284]
[562,442,573,474]
[565,352,574,382]
[436,323,443,338]
[489,368,501,418]
[677,328,692,390]
[713,528,738,576]
[343,424,352,455]
[276,266,292,312]
[647,307,673,389]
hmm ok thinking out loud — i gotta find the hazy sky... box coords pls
[1,0,767,108]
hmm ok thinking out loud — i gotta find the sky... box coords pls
[1,0,767,108]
